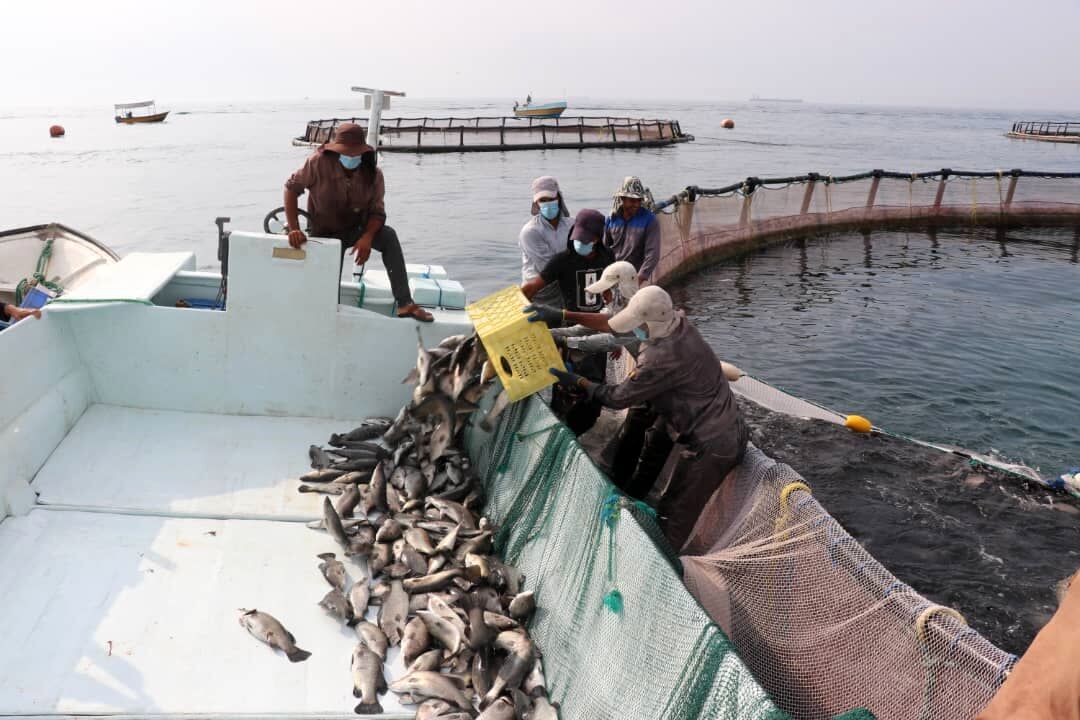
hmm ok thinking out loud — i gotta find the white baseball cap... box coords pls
[607,285,678,338]
[584,261,639,297]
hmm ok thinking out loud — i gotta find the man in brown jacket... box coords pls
[283,122,432,322]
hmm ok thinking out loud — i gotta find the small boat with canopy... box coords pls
[114,100,169,124]
[513,96,567,118]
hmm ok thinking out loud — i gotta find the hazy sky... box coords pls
[7,0,1080,110]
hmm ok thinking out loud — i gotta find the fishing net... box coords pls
[680,447,1018,720]
[464,393,872,720]
[652,170,1080,285]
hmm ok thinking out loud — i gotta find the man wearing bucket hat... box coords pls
[283,122,433,322]
[549,285,748,551]
[518,176,571,308]
[521,209,614,434]
[604,176,661,284]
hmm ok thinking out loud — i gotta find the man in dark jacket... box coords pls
[550,285,748,551]
[282,122,432,322]
[523,209,615,435]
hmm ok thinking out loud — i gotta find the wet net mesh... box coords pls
[464,395,803,720]
[680,447,1018,720]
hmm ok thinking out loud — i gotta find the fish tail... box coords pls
[287,647,312,663]
[354,700,383,714]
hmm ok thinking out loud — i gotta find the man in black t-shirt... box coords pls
[522,209,614,434]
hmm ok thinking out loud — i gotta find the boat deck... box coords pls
[4,403,416,717]
[33,404,348,520]
[0,508,411,717]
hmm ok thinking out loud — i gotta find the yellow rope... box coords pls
[915,605,967,644]
[774,481,812,535]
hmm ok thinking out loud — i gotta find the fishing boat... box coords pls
[513,97,567,118]
[0,223,119,313]
[114,99,169,124]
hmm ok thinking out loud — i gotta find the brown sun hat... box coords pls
[324,122,373,155]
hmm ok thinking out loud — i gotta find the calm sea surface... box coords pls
[2,97,1078,473]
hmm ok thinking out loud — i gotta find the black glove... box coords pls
[550,367,599,399]
[523,303,564,325]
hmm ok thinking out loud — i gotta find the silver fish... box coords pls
[434,524,460,555]
[428,594,468,638]
[378,579,409,645]
[416,698,455,720]
[351,642,385,714]
[300,468,346,483]
[464,593,496,650]
[317,552,348,591]
[333,482,362,517]
[323,497,361,556]
[477,695,515,720]
[348,579,370,625]
[413,393,456,463]
[405,467,428,500]
[354,620,388,660]
[403,568,465,594]
[417,609,462,657]
[400,543,429,576]
[297,483,344,495]
[238,608,311,662]
[508,591,535,620]
[369,460,388,512]
[401,615,430,666]
[318,588,353,624]
[471,646,493,700]
[479,389,511,433]
[482,643,534,709]
[370,542,392,576]
[523,656,547,698]
[404,527,437,555]
[309,444,333,469]
[530,695,560,720]
[407,648,444,674]
[388,670,472,711]
[376,518,404,543]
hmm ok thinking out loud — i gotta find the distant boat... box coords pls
[513,97,567,118]
[115,100,169,124]
[749,95,803,104]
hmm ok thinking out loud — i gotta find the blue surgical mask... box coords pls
[632,327,648,341]
[539,200,560,220]
[339,154,363,170]
[573,240,593,256]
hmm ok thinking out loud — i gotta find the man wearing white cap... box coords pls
[549,285,748,551]
[518,176,571,308]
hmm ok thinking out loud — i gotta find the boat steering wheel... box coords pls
[263,207,311,235]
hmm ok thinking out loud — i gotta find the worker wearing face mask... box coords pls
[283,122,432,321]
[604,176,661,284]
[521,209,614,434]
[518,176,571,308]
[547,285,749,551]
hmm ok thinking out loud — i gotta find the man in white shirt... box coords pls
[518,175,570,307]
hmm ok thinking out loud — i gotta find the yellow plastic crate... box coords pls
[466,286,566,402]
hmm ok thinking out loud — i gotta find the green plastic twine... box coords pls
[601,492,623,614]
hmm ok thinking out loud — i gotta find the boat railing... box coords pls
[650,168,1080,286]
[1009,120,1080,137]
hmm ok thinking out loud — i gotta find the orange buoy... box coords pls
[49,125,65,138]
[721,118,735,129]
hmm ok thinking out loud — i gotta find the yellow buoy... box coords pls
[844,415,873,433]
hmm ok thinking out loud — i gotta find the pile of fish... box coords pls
[240,331,558,719]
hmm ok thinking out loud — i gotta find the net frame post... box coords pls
[1004,171,1020,208]
[800,175,818,214]
[739,179,758,228]
[866,171,883,208]
[933,170,951,210]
